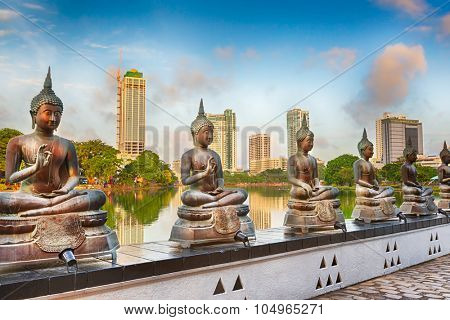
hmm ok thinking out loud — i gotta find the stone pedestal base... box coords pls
[170,204,256,248]
[400,194,438,216]
[438,192,450,212]
[0,210,119,265]
[283,199,345,233]
[352,196,398,223]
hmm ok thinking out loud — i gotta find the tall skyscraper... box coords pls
[249,134,270,163]
[375,112,424,164]
[117,69,146,159]
[287,108,310,157]
[249,134,287,174]
[206,109,237,171]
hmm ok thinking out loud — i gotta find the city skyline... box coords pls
[0,0,449,166]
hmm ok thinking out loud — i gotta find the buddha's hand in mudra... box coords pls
[203,157,216,176]
[35,144,52,171]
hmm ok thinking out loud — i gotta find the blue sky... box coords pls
[0,0,449,168]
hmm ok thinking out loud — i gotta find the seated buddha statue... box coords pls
[352,129,397,222]
[0,67,106,218]
[170,100,254,247]
[437,141,450,211]
[400,139,437,215]
[283,115,345,232]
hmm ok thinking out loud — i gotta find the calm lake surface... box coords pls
[104,186,406,246]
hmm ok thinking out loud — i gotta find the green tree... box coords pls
[0,128,23,175]
[336,167,354,186]
[74,140,122,182]
[318,163,325,181]
[118,150,176,186]
[378,162,402,184]
[323,154,359,185]
[416,164,437,184]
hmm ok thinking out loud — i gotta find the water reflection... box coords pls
[103,186,410,245]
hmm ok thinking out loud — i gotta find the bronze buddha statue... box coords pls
[399,138,437,216]
[1,68,105,216]
[0,68,118,267]
[283,115,345,233]
[352,129,398,222]
[437,141,450,211]
[170,99,255,247]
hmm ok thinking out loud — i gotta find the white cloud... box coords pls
[440,13,450,37]
[411,25,432,32]
[0,30,14,37]
[88,42,111,49]
[0,9,18,22]
[376,0,428,17]
[320,47,357,72]
[344,43,427,123]
[242,48,260,59]
[23,3,45,10]
[214,46,234,60]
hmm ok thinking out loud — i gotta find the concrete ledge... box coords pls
[1,214,449,299]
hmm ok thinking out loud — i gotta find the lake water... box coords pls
[104,186,406,246]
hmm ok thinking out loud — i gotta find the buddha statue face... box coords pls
[298,134,314,153]
[33,103,62,132]
[362,145,374,160]
[194,126,213,148]
[406,150,417,163]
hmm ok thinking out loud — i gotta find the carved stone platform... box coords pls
[438,188,450,212]
[400,195,438,216]
[170,204,256,248]
[0,210,119,265]
[283,199,345,233]
[352,196,398,223]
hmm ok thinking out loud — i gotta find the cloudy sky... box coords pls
[0,0,449,168]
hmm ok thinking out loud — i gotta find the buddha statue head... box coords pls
[403,137,417,163]
[296,114,314,153]
[30,67,64,130]
[357,128,374,159]
[440,141,450,165]
[190,99,214,148]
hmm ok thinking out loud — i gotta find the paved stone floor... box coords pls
[317,254,450,300]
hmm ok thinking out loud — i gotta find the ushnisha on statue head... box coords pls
[403,137,418,163]
[357,128,374,159]
[296,114,314,153]
[440,141,450,165]
[190,99,214,148]
[29,67,63,130]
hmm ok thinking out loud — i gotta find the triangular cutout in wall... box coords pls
[213,278,225,295]
[233,276,243,291]
[316,278,323,290]
[320,257,326,269]
[336,273,342,284]
[326,275,333,286]
[331,255,338,266]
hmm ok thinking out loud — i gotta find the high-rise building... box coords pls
[375,112,423,164]
[206,109,237,171]
[117,69,146,159]
[249,134,270,163]
[248,134,286,174]
[287,108,310,157]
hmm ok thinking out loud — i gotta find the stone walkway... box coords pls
[317,254,450,300]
